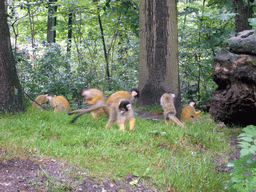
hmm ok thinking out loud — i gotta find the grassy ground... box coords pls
[0,107,240,191]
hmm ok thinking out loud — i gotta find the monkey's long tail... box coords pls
[70,113,85,123]
[68,104,109,123]
[22,90,50,110]
[168,114,188,129]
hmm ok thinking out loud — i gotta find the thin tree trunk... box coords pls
[47,0,57,43]
[67,11,73,53]
[232,0,249,32]
[98,12,110,79]
[27,0,36,57]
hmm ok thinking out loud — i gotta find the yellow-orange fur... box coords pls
[106,89,139,104]
[81,88,105,105]
[32,94,48,108]
[105,98,135,131]
[70,98,135,132]
[181,102,201,122]
[48,95,70,112]
[69,88,139,121]
[80,88,106,119]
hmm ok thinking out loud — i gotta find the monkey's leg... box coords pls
[91,111,98,119]
[164,115,170,125]
[105,118,115,129]
[128,119,135,131]
[117,122,125,132]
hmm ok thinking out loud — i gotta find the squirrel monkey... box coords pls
[32,94,49,108]
[69,88,139,119]
[79,88,106,119]
[160,93,187,129]
[80,88,105,105]
[46,94,70,112]
[181,102,201,122]
[69,98,135,131]
[106,98,135,131]
[106,88,139,103]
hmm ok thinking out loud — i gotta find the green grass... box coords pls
[0,108,239,191]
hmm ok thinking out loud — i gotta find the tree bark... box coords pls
[47,0,57,43]
[138,0,181,114]
[0,0,25,113]
[232,0,249,32]
[98,12,110,79]
[67,11,73,53]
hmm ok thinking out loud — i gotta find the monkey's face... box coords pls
[80,89,90,104]
[190,102,195,107]
[80,89,87,97]
[131,88,139,99]
[169,93,175,98]
[46,94,56,102]
[119,100,131,114]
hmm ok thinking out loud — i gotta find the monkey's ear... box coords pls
[126,104,131,110]
[171,93,175,97]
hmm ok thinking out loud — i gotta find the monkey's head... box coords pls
[80,89,90,104]
[119,100,131,114]
[189,102,195,107]
[130,88,139,99]
[46,93,56,102]
[79,88,87,97]
[169,93,175,98]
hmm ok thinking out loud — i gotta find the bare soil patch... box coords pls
[0,157,153,191]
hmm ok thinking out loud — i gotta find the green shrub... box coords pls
[226,125,256,191]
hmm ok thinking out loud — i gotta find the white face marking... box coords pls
[81,90,89,97]
[171,93,175,98]
[131,91,137,98]
[46,96,53,102]
[190,102,195,107]
[126,104,131,110]
[120,109,126,114]
[119,103,131,114]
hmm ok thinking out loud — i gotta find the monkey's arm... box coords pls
[168,114,188,129]
[192,110,201,117]
[87,96,105,105]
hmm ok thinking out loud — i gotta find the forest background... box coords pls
[1,0,256,191]
[8,0,256,108]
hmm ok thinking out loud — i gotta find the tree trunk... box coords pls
[0,0,25,113]
[138,0,181,114]
[47,0,57,43]
[67,11,73,53]
[232,0,249,32]
[98,12,110,79]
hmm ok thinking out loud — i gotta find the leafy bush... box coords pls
[225,125,256,191]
